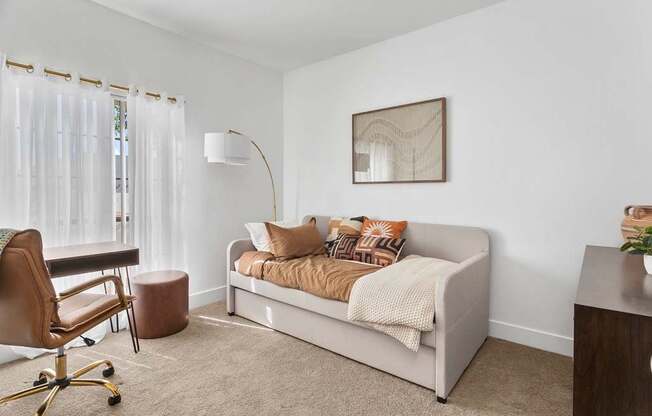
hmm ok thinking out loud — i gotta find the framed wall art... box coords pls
[352,97,446,184]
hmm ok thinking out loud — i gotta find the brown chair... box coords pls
[0,230,136,415]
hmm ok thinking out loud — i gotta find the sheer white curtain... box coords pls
[0,54,115,357]
[127,89,185,272]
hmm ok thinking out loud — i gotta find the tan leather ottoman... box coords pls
[132,270,189,339]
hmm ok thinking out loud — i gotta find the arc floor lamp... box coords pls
[204,130,277,221]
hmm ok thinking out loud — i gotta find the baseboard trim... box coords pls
[489,319,573,357]
[0,348,21,365]
[189,285,226,310]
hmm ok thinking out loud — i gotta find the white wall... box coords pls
[284,0,652,356]
[0,1,282,317]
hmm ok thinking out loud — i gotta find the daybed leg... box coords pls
[436,396,447,404]
[226,285,236,315]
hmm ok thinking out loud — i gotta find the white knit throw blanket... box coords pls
[347,255,459,351]
[0,229,18,257]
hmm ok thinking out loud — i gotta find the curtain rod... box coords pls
[5,59,178,104]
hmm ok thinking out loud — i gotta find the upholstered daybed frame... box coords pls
[226,215,490,403]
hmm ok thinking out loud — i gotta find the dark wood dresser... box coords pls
[574,246,652,415]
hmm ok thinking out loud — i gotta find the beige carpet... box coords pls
[0,302,572,416]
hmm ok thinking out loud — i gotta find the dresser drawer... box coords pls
[573,304,652,416]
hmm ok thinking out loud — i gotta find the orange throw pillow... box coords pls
[360,219,408,239]
[265,217,325,259]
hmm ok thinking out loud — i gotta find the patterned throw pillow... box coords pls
[325,216,366,256]
[353,236,406,267]
[360,219,408,239]
[339,216,367,235]
[327,216,366,239]
[331,234,360,260]
[325,235,341,257]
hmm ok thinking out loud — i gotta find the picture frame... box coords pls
[352,97,446,184]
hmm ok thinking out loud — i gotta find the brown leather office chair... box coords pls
[0,230,136,415]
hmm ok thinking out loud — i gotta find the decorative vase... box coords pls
[645,255,652,275]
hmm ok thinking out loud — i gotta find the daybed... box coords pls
[226,215,490,402]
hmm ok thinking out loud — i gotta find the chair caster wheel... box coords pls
[33,378,47,387]
[108,394,122,406]
[436,396,447,404]
[227,312,235,316]
[103,367,115,378]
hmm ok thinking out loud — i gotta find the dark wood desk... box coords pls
[44,242,138,278]
[574,246,652,415]
[43,241,140,353]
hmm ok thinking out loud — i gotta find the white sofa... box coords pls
[226,215,490,402]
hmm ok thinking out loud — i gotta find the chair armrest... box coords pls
[54,275,128,306]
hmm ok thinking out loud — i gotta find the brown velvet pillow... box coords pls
[265,217,325,259]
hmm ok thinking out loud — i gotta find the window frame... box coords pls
[113,97,128,243]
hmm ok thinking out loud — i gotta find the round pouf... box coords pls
[132,270,189,339]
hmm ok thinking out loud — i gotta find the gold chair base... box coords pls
[0,352,121,416]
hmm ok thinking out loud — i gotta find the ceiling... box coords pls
[91,0,504,71]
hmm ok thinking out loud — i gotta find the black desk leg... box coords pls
[103,267,140,353]
[125,306,138,354]
[102,270,119,334]
[125,267,140,353]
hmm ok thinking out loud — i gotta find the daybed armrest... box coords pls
[226,239,255,314]
[436,251,490,333]
[434,251,490,399]
[227,239,256,272]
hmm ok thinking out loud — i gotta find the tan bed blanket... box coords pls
[237,251,381,302]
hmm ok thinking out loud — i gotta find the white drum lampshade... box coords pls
[204,132,251,165]
[203,128,277,221]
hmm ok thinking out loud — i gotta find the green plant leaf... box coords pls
[620,241,633,251]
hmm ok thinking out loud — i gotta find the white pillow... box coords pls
[245,219,299,252]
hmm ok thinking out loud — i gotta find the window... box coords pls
[113,99,128,242]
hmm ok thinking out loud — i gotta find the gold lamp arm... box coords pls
[228,130,277,221]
